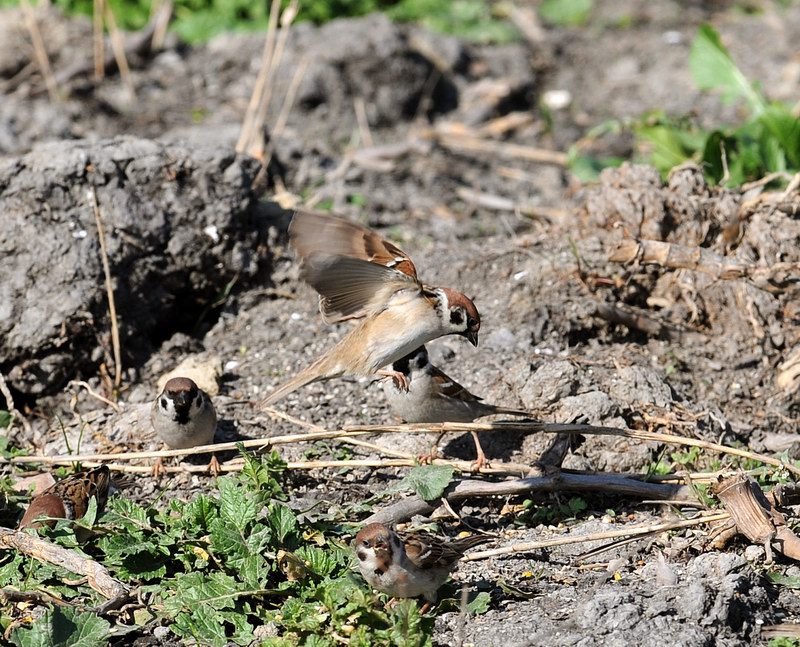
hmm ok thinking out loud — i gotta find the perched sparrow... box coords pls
[383,345,532,468]
[260,211,480,406]
[354,522,491,604]
[19,465,112,532]
[151,377,219,475]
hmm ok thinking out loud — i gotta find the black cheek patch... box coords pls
[160,397,168,409]
[357,550,367,561]
[450,309,464,326]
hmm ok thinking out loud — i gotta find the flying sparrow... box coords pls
[260,211,480,406]
[19,465,113,533]
[383,345,532,468]
[151,377,219,475]
[354,522,491,605]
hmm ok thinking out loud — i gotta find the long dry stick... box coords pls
[464,512,731,561]
[0,527,127,601]
[344,421,800,476]
[365,471,697,526]
[89,188,122,392]
[20,0,59,102]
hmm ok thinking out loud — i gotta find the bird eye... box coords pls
[362,539,370,547]
[468,316,477,328]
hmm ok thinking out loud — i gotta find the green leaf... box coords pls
[539,0,593,26]
[767,571,800,588]
[268,505,299,544]
[466,591,491,614]
[689,25,766,115]
[295,546,336,578]
[760,105,800,167]
[400,465,455,501]
[0,410,11,428]
[388,600,428,647]
[10,607,110,647]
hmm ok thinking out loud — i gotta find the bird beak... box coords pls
[465,331,479,347]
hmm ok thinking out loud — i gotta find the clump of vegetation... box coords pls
[573,25,800,187]
[2,451,457,646]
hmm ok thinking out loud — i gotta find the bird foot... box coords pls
[207,455,221,477]
[151,457,166,479]
[377,369,410,392]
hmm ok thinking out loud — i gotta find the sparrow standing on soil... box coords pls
[151,377,219,475]
[19,465,113,531]
[383,345,532,468]
[260,211,480,406]
[354,522,491,605]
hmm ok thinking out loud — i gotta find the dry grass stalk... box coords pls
[354,97,373,148]
[89,188,123,393]
[20,0,59,102]
[0,527,127,601]
[272,55,310,137]
[103,3,136,100]
[427,128,568,166]
[464,512,730,561]
[93,0,105,81]
[68,380,120,412]
[249,0,298,157]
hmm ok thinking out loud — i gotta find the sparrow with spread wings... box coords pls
[260,211,481,406]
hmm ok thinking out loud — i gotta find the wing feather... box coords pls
[302,254,419,323]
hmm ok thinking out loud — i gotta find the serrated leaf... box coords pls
[218,477,259,530]
[163,572,244,616]
[388,599,428,647]
[760,105,800,167]
[466,591,491,614]
[399,465,455,501]
[689,25,765,115]
[9,607,110,647]
[268,505,298,544]
[295,546,335,578]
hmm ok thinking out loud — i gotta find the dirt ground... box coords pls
[2,1,800,645]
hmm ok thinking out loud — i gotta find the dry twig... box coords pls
[20,0,59,102]
[89,188,122,393]
[0,528,127,601]
[0,371,32,436]
[464,512,730,561]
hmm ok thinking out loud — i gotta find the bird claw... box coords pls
[151,457,166,479]
[377,369,410,392]
[207,455,221,477]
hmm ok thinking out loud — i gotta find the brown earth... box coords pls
[1,1,800,644]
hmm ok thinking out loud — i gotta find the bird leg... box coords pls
[416,432,445,465]
[376,369,410,392]
[469,431,490,471]
[207,454,221,476]
[151,457,166,479]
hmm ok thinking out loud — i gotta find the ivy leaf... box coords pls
[10,607,111,647]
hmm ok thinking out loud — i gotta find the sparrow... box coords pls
[354,522,491,605]
[19,465,112,533]
[383,345,532,468]
[151,377,219,475]
[260,211,480,406]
